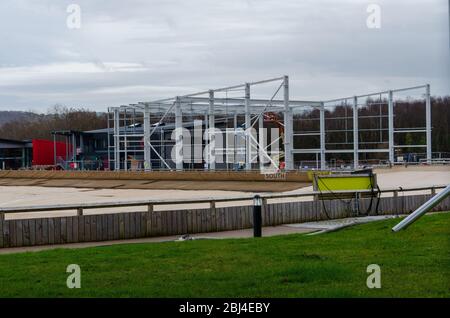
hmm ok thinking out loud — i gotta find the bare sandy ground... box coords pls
[1,166,448,220]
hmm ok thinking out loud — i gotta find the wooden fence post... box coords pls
[393,191,399,215]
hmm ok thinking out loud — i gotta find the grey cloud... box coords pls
[0,0,448,111]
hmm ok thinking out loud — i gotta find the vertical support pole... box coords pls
[258,112,265,169]
[204,113,208,170]
[320,103,326,170]
[124,135,128,172]
[72,133,76,164]
[113,108,120,171]
[425,84,432,164]
[161,128,165,169]
[388,90,394,164]
[353,96,359,170]
[234,111,238,169]
[209,90,216,171]
[283,75,294,171]
[21,147,26,168]
[107,109,111,170]
[143,105,151,171]
[123,108,128,172]
[245,83,252,170]
[53,133,57,166]
[65,136,68,165]
[175,97,183,171]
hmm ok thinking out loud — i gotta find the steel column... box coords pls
[258,111,265,168]
[143,105,151,171]
[353,96,359,169]
[283,75,294,170]
[425,84,432,163]
[209,90,216,170]
[245,83,251,170]
[175,98,183,171]
[320,104,326,170]
[388,90,394,164]
[113,108,120,171]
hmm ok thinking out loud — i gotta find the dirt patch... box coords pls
[0,178,309,192]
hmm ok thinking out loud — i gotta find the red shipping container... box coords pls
[32,139,72,166]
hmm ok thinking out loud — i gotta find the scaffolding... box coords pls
[108,76,432,171]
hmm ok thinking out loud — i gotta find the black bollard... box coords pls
[253,195,262,237]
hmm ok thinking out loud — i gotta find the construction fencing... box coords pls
[1,191,449,248]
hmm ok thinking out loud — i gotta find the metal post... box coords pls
[143,105,151,171]
[53,133,57,166]
[258,112,265,169]
[234,111,238,169]
[353,96,359,170]
[175,97,183,171]
[425,84,432,164]
[245,83,251,170]
[107,110,111,170]
[253,195,262,237]
[113,108,120,171]
[283,75,294,171]
[72,133,76,164]
[392,184,450,232]
[204,113,208,170]
[320,104,326,170]
[209,90,216,171]
[388,90,394,164]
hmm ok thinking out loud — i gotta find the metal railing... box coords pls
[0,185,446,218]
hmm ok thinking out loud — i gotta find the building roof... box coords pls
[83,117,231,135]
[0,138,32,148]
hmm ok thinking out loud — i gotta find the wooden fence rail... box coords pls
[1,189,449,248]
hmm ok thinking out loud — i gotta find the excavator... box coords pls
[263,112,286,170]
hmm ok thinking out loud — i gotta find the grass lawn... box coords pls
[0,213,449,298]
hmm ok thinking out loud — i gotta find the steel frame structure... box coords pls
[108,76,432,171]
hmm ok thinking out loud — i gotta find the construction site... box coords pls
[0,76,449,248]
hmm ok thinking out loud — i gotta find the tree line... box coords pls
[0,97,448,155]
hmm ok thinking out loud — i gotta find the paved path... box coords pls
[0,215,402,255]
[0,225,315,255]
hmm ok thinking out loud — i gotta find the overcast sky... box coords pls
[0,0,449,112]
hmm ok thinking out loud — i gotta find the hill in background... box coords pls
[0,111,41,128]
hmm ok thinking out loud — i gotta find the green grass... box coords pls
[0,213,449,298]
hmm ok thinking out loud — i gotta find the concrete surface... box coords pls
[0,165,448,220]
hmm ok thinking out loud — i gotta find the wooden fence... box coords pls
[1,191,449,248]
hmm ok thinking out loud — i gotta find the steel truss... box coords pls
[108,76,432,171]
